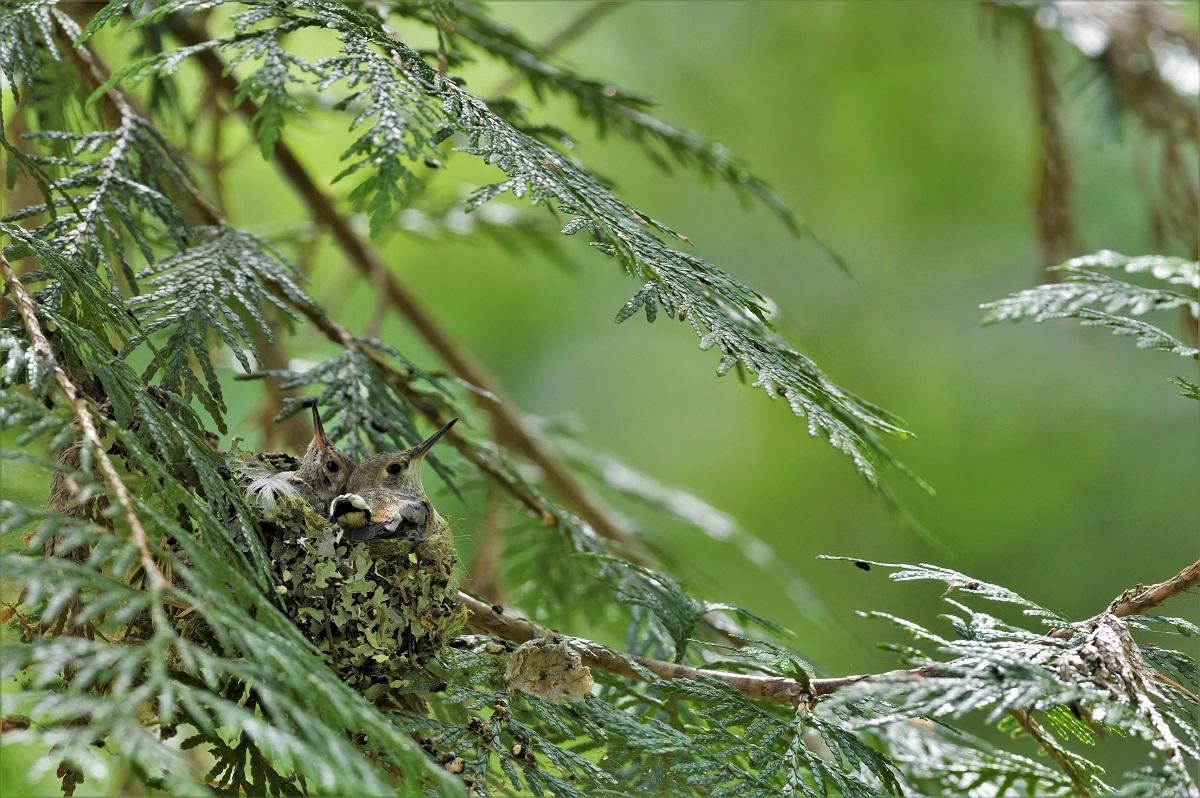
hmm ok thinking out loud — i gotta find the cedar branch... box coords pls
[63,29,610,567]
[165,15,650,565]
[1010,708,1095,798]
[461,556,1200,705]
[0,254,167,592]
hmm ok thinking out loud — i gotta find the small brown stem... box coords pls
[363,261,390,340]
[465,491,507,603]
[488,1,627,99]
[1010,709,1095,798]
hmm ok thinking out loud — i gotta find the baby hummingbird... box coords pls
[288,399,355,511]
[329,418,457,542]
[246,400,355,514]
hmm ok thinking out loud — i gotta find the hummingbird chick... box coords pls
[246,400,354,513]
[330,418,457,542]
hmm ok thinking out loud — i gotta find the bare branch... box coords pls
[1021,13,1077,276]
[1056,557,1200,637]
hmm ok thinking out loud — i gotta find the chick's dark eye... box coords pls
[325,460,340,473]
[386,462,402,476]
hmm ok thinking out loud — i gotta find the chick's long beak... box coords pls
[307,400,330,452]
[411,418,458,460]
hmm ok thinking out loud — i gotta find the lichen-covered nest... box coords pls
[258,501,466,698]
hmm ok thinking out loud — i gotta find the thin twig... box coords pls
[488,1,627,99]
[252,332,308,449]
[0,254,167,592]
[1109,557,1200,617]
[1010,708,1095,798]
[1055,557,1200,638]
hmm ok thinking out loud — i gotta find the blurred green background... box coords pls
[3,1,1198,792]
[302,0,1194,669]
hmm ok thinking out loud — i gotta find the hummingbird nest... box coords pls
[261,499,466,686]
[223,428,466,698]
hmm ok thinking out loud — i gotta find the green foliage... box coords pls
[983,251,1200,391]
[0,0,63,104]
[391,0,840,261]
[86,0,911,485]
[242,342,449,466]
[786,702,903,797]
[5,107,192,287]
[1,2,1197,797]
[874,723,1081,796]
[127,226,315,429]
[820,558,1200,797]
[551,425,829,626]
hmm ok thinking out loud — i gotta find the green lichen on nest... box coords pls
[255,496,466,696]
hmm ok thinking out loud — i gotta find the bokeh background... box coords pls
[275,0,1195,668]
[3,1,1198,793]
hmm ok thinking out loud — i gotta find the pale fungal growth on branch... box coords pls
[503,636,595,705]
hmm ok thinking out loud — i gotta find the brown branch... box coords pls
[1053,557,1200,638]
[458,591,818,704]
[194,82,302,448]
[165,15,649,565]
[252,332,308,449]
[460,556,1200,706]
[0,254,167,592]
[1110,558,1200,617]
[204,85,229,216]
[1022,13,1077,277]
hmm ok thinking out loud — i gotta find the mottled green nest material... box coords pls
[261,500,466,691]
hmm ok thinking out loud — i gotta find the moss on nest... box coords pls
[256,498,465,695]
